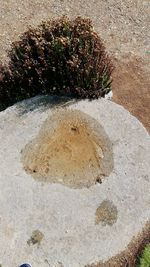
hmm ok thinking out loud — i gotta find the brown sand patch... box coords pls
[27,230,44,247]
[22,109,113,188]
[95,200,118,226]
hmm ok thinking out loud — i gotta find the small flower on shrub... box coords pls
[0,16,113,110]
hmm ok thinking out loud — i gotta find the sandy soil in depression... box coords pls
[22,110,113,188]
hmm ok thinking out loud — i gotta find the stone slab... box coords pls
[0,96,150,267]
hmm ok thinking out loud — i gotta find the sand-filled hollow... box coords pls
[22,109,113,188]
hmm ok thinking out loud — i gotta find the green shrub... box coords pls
[0,16,113,110]
[137,243,150,267]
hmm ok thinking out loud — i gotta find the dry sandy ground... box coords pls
[112,56,150,133]
[0,0,150,131]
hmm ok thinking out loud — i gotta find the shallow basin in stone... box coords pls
[22,109,113,188]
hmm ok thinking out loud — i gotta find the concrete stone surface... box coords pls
[0,96,150,267]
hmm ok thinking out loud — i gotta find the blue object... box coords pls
[19,264,32,267]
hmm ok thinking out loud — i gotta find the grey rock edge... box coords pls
[0,96,150,267]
